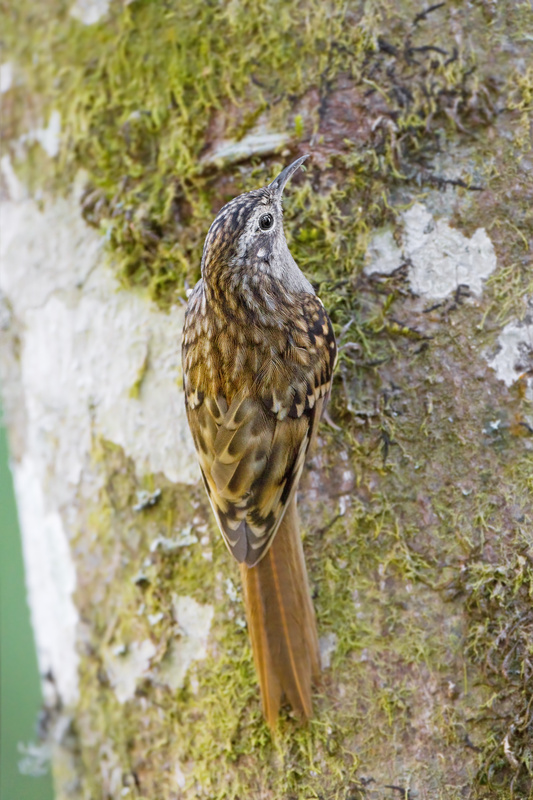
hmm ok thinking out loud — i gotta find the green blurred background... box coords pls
[0,422,54,800]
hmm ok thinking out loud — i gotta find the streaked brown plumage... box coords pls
[182,156,336,728]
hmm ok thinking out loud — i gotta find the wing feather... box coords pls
[184,293,336,567]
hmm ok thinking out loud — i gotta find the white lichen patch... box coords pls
[173,764,187,790]
[319,632,338,670]
[0,61,13,94]
[13,456,79,706]
[365,203,497,300]
[1,179,200,706]
[104,640,157,703]
[31,110,62,159]
[364,228,403,276]
[99,743,125,798]
[69,0,110,25]
[404,204,497,299]
[150,526,199,552]
[156,595,214,691]
[487,315,533,401]
[1,154,26,202]
[9,111,63,161]
[203,130,291,165]
[1,189,198,496]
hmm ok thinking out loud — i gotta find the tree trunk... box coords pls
[1,1,532,797]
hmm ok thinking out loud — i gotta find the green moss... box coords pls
[3,0,368,302]
[3,0,504,307]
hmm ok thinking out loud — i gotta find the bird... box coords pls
[181,155,337,729]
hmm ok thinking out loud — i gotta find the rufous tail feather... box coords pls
[239,496,320,729]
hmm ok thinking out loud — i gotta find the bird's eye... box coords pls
[259,213,274,231]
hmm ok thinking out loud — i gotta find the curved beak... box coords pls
[269,154,309,197]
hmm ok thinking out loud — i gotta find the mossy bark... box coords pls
[1,1,533,798]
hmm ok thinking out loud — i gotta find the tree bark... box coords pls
[1,1,532,798]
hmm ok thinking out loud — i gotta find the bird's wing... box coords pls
[184,295,336,567]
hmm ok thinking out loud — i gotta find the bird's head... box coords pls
[201,155,312,294]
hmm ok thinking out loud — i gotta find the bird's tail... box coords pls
[239,496,320,729]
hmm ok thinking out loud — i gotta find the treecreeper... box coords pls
[182,156,337,729]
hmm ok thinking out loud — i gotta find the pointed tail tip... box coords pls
[239,498,319,729]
